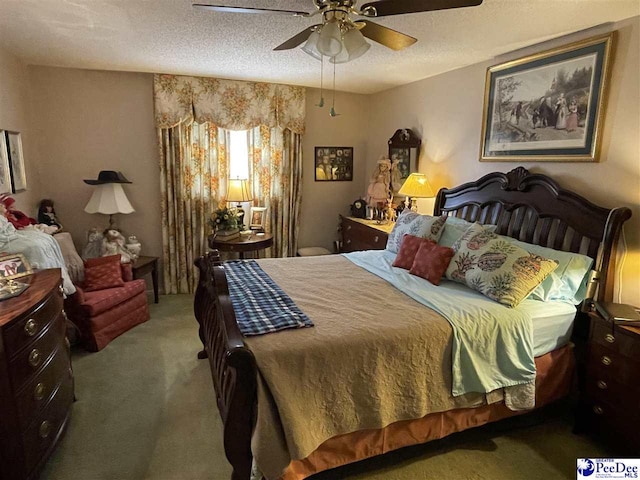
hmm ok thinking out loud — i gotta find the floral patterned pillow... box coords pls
[445,223,559,308]
[386,211,447,254]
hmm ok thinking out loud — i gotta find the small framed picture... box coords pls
[0,253,32,280]
[5,131,26,192]
[249,206,267,231]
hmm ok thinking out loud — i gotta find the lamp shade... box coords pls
[84,183,135,215]
[302,30,322,60]
[398,173,435,198]
[317,21,342,57]
[227,179,253,202]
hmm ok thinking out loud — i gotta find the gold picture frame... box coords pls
[0,253,32,280]
[480,32,614,162]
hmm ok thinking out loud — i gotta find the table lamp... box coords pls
[84,171,135,229]
[227,178,253,229]
[398,173,435,213]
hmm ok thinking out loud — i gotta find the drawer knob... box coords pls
[593,405,604,415]
[346,239,351,244]
[604,334,615,344]
[24,319,38,337]
[596,380,608,390]
[58,285,64,295]
[601,355,612,366]
[28,349,42,368]
[39,420,52,439]
[374,236,379,243]
[347,225,352,230]
[34,382,46,400]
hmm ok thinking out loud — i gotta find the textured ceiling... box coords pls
[0,0,638,94]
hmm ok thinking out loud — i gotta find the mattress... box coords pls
[519,298,576,357]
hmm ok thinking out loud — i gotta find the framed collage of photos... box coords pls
[314,147,353,182]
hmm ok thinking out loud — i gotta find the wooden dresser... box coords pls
[578,311,640,451]
[340,216,394,252]
[0,269,74,480]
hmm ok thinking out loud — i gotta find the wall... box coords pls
[367,17,640,305]
[27,67,162,268]
[298,88,370,251]
[0,47,41,211]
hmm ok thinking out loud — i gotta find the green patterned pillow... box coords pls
[386,211,447,254]
[445,223,559,308]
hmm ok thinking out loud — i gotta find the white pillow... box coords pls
[386,211,447,254]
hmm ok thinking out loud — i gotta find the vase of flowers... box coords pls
[209,206,240,238]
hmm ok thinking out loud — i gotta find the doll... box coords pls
[0,194,36,229]
[37,199,63,230]
[101,228,132,263]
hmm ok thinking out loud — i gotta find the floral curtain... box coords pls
[158,123,232,294]
[248,126,303,257]
[155,74,306,293]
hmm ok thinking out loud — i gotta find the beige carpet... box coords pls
[42,294,609,480]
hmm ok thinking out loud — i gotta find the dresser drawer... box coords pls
[588,343,640,386]
[583,396,640,451]
[342,219,388,252]
[585,372,640,412]
[9,315,66,392]
[4,287,63,359]
[22,375,74,474]
[15,346,72,431]
[591,317,640,362]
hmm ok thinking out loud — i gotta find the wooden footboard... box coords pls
[194,251,257,480]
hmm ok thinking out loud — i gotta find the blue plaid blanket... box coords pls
[224,260,314,336]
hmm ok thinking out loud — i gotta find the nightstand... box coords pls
[340,216,393,252]
[577,309,640,452]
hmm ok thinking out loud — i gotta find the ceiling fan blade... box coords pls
[359,21,417,51]
[193,4,311,17]
[274,25,320,51]
[361,0,483,17]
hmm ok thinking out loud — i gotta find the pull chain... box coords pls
[316,54,325,107]
[330,60,340,117]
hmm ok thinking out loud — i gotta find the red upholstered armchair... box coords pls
[65,257,150,352]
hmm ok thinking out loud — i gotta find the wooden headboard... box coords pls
[433,167,631,303]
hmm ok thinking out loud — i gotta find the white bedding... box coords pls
[519,299,576,357]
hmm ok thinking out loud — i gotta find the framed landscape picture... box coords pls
[314,147,353,181]
[480,33,614,162]
[6,131,27,191]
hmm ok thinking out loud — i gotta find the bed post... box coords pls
[194,251,257,480]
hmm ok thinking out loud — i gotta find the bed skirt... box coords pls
[280,344,574,480]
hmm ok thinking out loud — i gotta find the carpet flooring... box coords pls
[42,294,609,480]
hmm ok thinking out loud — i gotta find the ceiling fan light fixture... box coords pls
[317,20,342,57]
[343,27,370,61]
[302,30,322,60]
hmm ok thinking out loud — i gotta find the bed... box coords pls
[194,167,631,480]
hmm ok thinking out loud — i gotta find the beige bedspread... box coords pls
[246,255,501,479]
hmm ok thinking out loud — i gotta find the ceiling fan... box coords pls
[193,0,483,57]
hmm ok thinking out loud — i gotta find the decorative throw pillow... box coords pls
[438,216,498,248]
[392,235,434,270]
[409,241,454,285]
[445,223,559,307]
[386,210,447,254]
[83,255,124,292]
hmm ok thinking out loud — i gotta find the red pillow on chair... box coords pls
[83,255,125,291]
[409,242,454,286]
[392,235,435,270]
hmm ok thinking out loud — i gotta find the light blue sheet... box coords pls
[343,250,537,396]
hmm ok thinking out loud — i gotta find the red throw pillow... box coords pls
[409,242,454,285]
[83,255,124,291]
[392,235,435,270]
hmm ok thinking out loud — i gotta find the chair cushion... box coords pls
[80,279,147,316]
[84,255,124,292]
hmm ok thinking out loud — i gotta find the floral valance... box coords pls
[153,74,306,134]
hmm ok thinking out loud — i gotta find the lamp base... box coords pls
[235,202,245,230]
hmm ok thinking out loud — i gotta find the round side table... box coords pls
[208,233,273,259]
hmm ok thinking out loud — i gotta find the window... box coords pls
[229,130,249,180]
